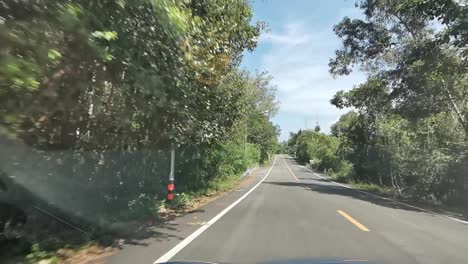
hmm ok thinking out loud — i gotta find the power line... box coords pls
[33,205,96,239]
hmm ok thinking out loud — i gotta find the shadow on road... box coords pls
[263,180,431,214]
[264,179,468,221]
[298,177,329,182]
[118,224,184,247]
[280,158,468,222]
[112,212,195,247]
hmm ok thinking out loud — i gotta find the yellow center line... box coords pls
[337,210,370,232]
[283,158,299,182]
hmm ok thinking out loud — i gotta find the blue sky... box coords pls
[241,0,366,141]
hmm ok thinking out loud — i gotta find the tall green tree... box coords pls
[329,0,468,200]
[330,111,358,137]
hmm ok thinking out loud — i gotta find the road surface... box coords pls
[110,155,468,264]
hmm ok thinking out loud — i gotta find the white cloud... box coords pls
[260,22,313,45]
[259,16,365,140]
[336,6,365,20]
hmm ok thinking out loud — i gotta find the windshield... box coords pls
[1,1,468,264]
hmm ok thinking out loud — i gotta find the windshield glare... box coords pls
[1,1,468,264]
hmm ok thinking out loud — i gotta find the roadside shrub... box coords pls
[127,194,162,220]
[352,183,392,196]
[334,174,350,183]
[170,193,192,210]
[293,130,350,176]
[26,244,60,264]
[332,161,353,178]
[208,141,260,178]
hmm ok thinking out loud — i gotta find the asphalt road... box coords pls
[110,155,468,264]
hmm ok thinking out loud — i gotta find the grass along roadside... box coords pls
[22,242,115,264]
[330,173,394,196]
[299,161,395,197]
[347,180,468,221]
[169,174,244,210]
[348,182,394,197]
[166,162,263,215]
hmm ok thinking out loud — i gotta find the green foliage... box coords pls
[228,70,279,164]
[289,130,352,177]
[209,141,260,178]
[0,2,280,264]
[91,31,118,41]
[172,171,242,209]
[330,111,358,137]
[351,183,393,196]
[0,0,267,146]
[127,194,163,220]
[47,49,62,60]
[26,244,60,264]
[329,0,468,201]
[275,141,288,154]
[170,193,192,210]
[333,174,350,184]
[332,160,353,178]
[0,0,279,250]
[208,175,241,193]
[247,114,279,164]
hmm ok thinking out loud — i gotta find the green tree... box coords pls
[330,111,358,137]
[314,125,321,132]
[329,0,468,200]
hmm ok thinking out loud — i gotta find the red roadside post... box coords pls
[167,145,175,202]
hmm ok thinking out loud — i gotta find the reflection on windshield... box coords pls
[1,0,467,264]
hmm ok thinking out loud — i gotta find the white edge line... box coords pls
[153,155,278,264]
[448,216,468,224]
[293,156,468,225]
